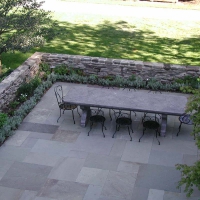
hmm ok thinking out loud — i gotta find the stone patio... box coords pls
[0,82,199,200]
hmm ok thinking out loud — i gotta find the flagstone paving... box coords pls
[0,82,199,200]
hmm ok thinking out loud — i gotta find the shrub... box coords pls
[0,112,8,129]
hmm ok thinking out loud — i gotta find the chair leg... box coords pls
[176,122,182,136]
[57,109,62,122]
[101,122,106,138]
[112,124,119,138]
[72,110,75,124]
[88,121,93,136]
[139,128,146,142]
[130,125,134,133]
[109,109,112,121]
[127,126,132,141]
[155,130,160,145]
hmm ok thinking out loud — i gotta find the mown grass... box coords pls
[1,4,200,70]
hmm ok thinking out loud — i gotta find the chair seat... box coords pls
[90,115,105,123]
[59,103,77,110]
[116,117,132,126]
[143,120,160,130]
[179,115,193,125]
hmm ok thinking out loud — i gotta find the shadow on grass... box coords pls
[2,20,200,69]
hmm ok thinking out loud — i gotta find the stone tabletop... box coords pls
[64,84,189,116]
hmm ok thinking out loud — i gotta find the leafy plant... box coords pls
[176,90,200,197]
[54,65,70,75]
[0,112,8,129]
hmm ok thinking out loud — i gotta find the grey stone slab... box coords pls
[31,139,74,157]
[72,136,115,155]
[152,137,197,155]
[0,146,30,162]
[121,141,152,164]
[164,191,200,200]
[48,157,85,181]
[131,187,149,200]
[98,196,127,200]
[19,190,37,200]
[148,149,183,167]
[23,152,63,167]
[101,171,136,200]
[84,153,120,171]
[0,159,14,180]
[109,139,127,157]
[135,164,181,192]
[0,186,23,200]
[0,161,52,191]
[51,129,80,143]
[83,185,102,200]
[18,122,58,134]
[64,85,187,116]
[34,197,57,200]
[76,167,109,187]
[58,116,82,132]
[147,189,164,200]
[68,150,88,159]
[21,138,38,148]
[183,154,199,167]
[23,108,51,123]
[38,179,88,200]
[28,132,53,140]
[5,130,30,146]
[117,161,140,174]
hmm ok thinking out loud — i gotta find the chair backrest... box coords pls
[91,108,104,116]
[54,85,64,105]
[115,111,131,119]
[142,115,160,124]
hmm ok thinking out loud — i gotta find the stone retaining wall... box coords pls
[0,52,41,110]
[41,53,200,82]
[0,52,200,110]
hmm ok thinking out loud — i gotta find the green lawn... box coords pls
[2,2,200,69]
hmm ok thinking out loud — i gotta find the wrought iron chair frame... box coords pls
[112,111,133,141]
[139,115,160,145]
[54,85,80,124]
[177,113,194,139]
[88,108,107,137]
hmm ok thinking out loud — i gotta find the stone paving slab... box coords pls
[135,164,181,192]
[0,161,52,191]
[18,122,58,134]
[38,179,88,200]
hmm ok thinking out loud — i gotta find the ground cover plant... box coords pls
[1,0,200,72]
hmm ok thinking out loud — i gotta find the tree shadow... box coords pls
[2,19,200,69]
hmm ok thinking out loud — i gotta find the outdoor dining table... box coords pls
[63,84,189,136]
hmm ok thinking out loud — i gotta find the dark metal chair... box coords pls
[112,111,133,141]
[88,108,106,137]
[139,115,160,145]
[177,114,194,138]
[54,85,80,123]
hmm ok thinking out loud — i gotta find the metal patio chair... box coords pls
[139,114,160,145]
[88,108,107,137]
[112,111,133,141]
[177,114,195,139]
[54,85,80,123]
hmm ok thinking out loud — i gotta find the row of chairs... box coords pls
[54,85,194,145]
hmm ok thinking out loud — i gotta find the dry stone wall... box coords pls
[41,53,200,82]
[0,52,41,110]
[0,52,200,110]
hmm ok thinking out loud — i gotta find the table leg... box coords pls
[80,106,91,127]
[160,114,167,137]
